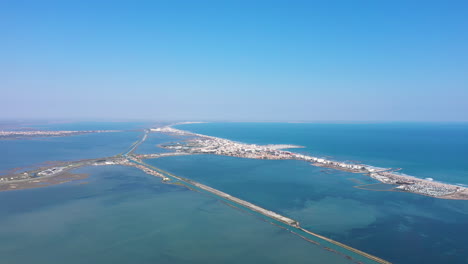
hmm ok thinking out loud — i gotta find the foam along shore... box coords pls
[152,126,468,200]
[264,144,305,150]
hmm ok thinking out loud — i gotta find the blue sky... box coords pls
[1,0,467,121]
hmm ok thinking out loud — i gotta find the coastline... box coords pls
[123,157,391,264]
[154,125,468,200]
[2,122,466,263]
[0,171,89,192]
[0,123,395,262]
[3,123,466,200]
[0,129,122,140]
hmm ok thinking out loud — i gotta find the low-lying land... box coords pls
[0,152,391,263]
[0,158,116,190]
[0,130,121,140]
[3,124,438,263]
[122,158,389,264]
[0,172,89,192]
[154,126,468,200]
[3,124,467,200]
[3,123,466,264]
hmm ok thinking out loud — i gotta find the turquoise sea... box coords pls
[1,122,467,263]
[176,122,468,185]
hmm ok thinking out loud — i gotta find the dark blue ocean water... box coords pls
[176,122,468,185]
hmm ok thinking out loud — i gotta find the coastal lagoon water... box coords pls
[147,155,468,264]
[176,122,468,185]
[32,121,152,131]
[145,122,468,264]
[135,133,189,155]
[0,166,353,264]
[0,121,150,174]
[2,121,468,263]
[0,131,141,174]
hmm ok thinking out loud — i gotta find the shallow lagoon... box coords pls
[147,155,468,264]
[32,121,151,131]
[2,121,467,263]
[0,165,354,264]
[0,131,140,174]
[135,133,183,155]
[0,121,151,174]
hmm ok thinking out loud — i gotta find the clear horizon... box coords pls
[3,118,468,125]
[2,0,468,121]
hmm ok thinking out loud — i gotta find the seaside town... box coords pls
[154,126,468,199]
[0,124,465,264]
[0,130,121,139]
[1,125,467,201]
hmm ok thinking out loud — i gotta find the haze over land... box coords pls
[1,0,468,122]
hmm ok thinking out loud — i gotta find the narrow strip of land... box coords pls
[153,125,468,200]
[124,158,391,264]
[0,127,392,263]
[0,129,122,140]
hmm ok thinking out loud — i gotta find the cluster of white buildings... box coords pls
[0,130,79,136]
[166,137,292,159]
[155,125,466,199]
[0,173,30,182]
[396,183,457,197]
[309,158,368,172]
[92,159,119,166]
[0,130,120,137]
[37,167,65,176]
[151,127,193,136]
[158,127,370,173]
